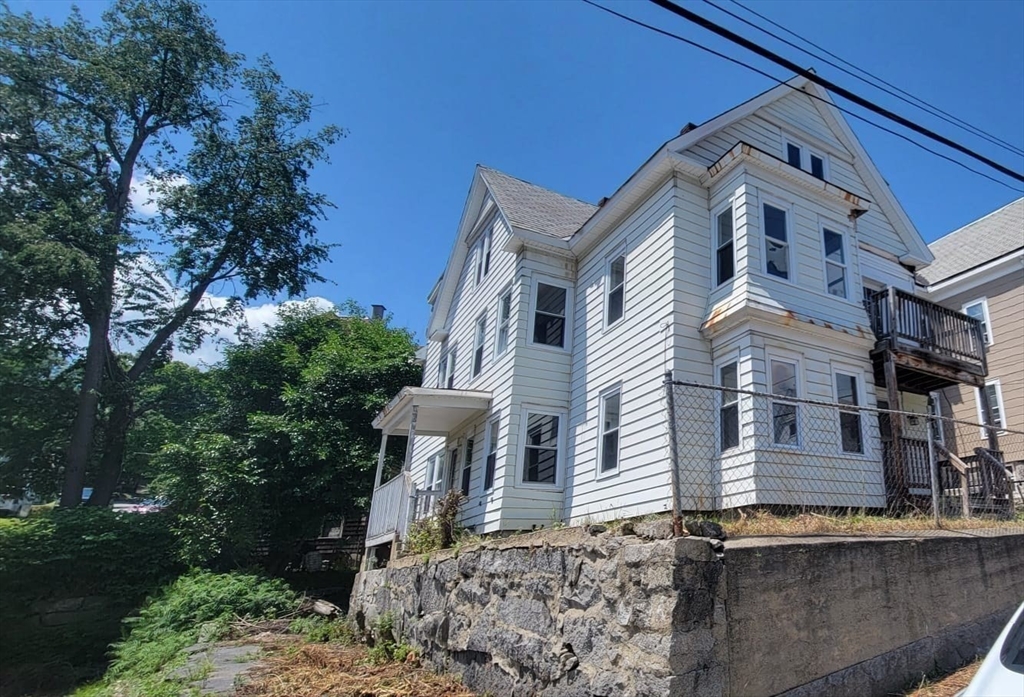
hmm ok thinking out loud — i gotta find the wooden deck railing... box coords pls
[366,472,411,547]
[865,287,987,374]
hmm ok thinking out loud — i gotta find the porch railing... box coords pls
[865,287,986,374]
[365,472,411,547]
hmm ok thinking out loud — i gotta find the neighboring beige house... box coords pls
[921,198,1024,460]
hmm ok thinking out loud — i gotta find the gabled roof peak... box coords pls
[477,165,597,239]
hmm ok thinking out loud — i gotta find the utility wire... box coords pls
[711,0,1024,158]
[579,0,1023,193]
[645,0,1024,184]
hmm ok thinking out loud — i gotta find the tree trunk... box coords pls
[87,398,133,507]
[59,316,109,507]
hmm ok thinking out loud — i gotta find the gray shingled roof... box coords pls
[919,197,1024,285]
[478,166,597,239]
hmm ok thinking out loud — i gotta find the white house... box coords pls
[364,77,993,555]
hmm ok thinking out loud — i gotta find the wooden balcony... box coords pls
[865,287,987,393]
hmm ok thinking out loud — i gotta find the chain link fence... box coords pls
[665,378,1023,533]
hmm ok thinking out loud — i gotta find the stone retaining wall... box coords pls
[349,528,1024,697]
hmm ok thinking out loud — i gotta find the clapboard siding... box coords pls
[564,177,679,525]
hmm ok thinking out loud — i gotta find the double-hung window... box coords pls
[719,362,740,451]
[533,283,568,348]
[962,299,992,345]
[438,342,456,389]
[606,255,625,326]
[472,313,486,378]
[461,438,474,496]
[496,287,513,355]
[977,381,1006,435]
[763,203,790,280]
[834,372,863,454]
[483,418,499,491]
[770,358,799,446]
[715,205,735,286]
[475,223,492,286]
[523,411,560,485]
[823,228,848,298]
[425,451,445,492]
[599,388,621,474]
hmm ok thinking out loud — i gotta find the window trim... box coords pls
[961,297,993,346]
[424,449,445,492]
[766,349,802,449]
[821,224,849,300]
[496,285,513,357]
[712,199,736,288]
[482,415,500,493]
[438,342,457,389]
[716,355,741,454]
[471,312,487,379]
[473,216,494,288]
[527,276,573,352]
[976,379,1006,437]
[518,406,566,490]
[831,365,867,456]
[596,384,623,479]
[604,251,627,329]
[761,197,794,283]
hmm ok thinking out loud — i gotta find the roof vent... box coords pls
[679,122,698,135]
[371,304,386,320]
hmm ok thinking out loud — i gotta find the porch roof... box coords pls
[372,386,492,436]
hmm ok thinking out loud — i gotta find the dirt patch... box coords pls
[902,659,981,697]
[235,639,476,697]
[721,510,1024,537]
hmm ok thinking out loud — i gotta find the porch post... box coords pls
[883,353,908,507]
[403,405,419,472]
[373,431,389,490]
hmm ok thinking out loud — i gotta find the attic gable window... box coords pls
[474,222,493,287]
[783,137,828,180]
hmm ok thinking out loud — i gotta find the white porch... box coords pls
[365,387,491,551]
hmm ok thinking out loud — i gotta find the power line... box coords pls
[712,0,1024,158]
[579,0,1024,193]
[645,0,1024,184]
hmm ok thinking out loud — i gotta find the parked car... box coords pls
[0,496,32,518]
[958,601,1024,696]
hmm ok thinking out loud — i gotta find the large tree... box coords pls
[156,303,421,568]
[0,0,341,506]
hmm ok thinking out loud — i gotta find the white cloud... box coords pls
[174,296,335,367]
[130,171,189,217]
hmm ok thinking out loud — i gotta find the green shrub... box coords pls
[0,509,183,694]
[288,615,356,644]
[366,611,412,664]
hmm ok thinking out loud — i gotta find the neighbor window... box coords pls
[835,372,863,454]
[715,205,735,286]
[770,358,799,445]
[599,389,621,474]
[977,381,1006,433]
[763,203,790,280]
[461,438,474,497]
[823,228,847,298]
[472,313,486,378]
[475,223,492,286]
[483,418,499,491]
[719,361,740,451]
[606,255,625,326]
[962,299,992,345]
[533,282,567,348]
[523,412,560,485]
[496,287,513,355]
[810,154,825,180]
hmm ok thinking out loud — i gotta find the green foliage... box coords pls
[155,303,421,567]
[405,490,468,555]
[288,615,357,644]
[366,612,413,665]
[77,570,298,697]
[0,508,183,694]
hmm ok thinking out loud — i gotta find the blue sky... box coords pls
[17,0,1024,346]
